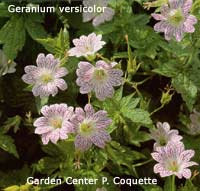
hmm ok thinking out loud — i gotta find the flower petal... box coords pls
[75,135,92,151]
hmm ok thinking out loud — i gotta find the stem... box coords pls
[88,93,92,104]
[132,159,153,167]
[150,104,164,116]
[171,175,175,191]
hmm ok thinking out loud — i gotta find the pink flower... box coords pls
[83,0,115,27]
[34,104,74,144]
[151,0,197,41]
[71,104,112,151]
[150,122,182,150]
[151,141,197,179]
[68,33,105,58]
[22,53,68,97]
[76,60,123,100]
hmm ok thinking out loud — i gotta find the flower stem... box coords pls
[150,104,164,116]
[132,159,153,167]
[171,175,176,191]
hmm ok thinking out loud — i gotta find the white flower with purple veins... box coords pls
[83,0,115,27]
[68,33,105,58]
[71,104,112,151]
[151,0,197,41]
[22,54,68,97]
[34,104,74,144]
[76,60,123,100]
[151,142,197,179]
[150,122,182,150]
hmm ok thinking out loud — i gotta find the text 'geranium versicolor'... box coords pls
[34,104,74,144]
[76,60,123,100]
[151,0,197,41]
[71,104,112,151]
[151,142,197,179]
[22,53,68,97]
[68,33,105,58]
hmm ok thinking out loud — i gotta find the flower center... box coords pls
[167,160,179,172]
[80,121,94,135]
[159,136,167,146]
[40,73,53,84]
[50,118,62,129]
[93,69,107,81]
[168,9,184,26]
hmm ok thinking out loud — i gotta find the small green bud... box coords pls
[127,57,137,75]
[160,88,174,105]
[143,0,168,10]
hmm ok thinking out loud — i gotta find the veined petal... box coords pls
[35,126,52,134]
[182,169,192,179]
[75,134,92,151]
[55,67,68,78]
[182,0,193,14]
[151,13,166,21]
[54,79,67,90]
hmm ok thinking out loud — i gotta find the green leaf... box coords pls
[113,86,123,101]
[1,115,21,134]
[159,40,192,57]
[25,14,47,40]
[120,95,140,111]
[34,157,60,174]
[178,180,198,191]
[172,73,197,111]
[191,0,200,19]
[128,25,164,59]
[153,61,180,78]
[0,16,26,59]
[0,2,11,17]
[0,165,30,188]
[122,108,152,125]
[183,135,200,163]
[37,37,57,54]
[35,96,49,114]
[37,28,69,57]
[104,141,146,175]
[142,185,163,191]
[128,130,151,146]
[0,133,19,158]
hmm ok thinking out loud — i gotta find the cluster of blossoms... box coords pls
[34,103,112,151]
[21,32,123,152]
[151,0,197,41]
[68,32,123,100]
[22,33,123,101]
[82,0,115,27]
[150,122,197,179]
